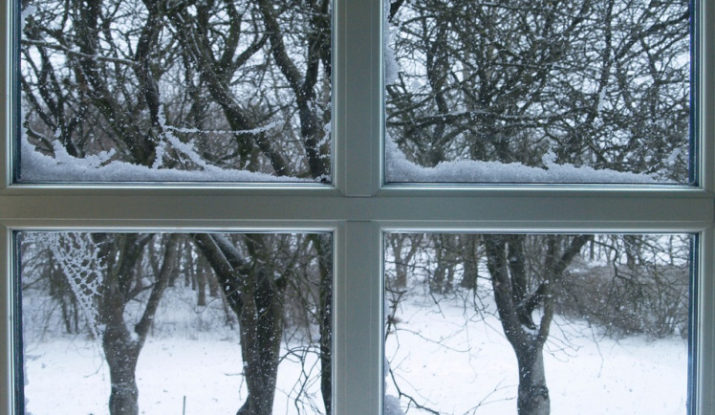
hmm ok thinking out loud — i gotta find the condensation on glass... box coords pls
[384,1,692,184]
[17,1,332,183]
[17,231,333,415]
[383,233,692,414]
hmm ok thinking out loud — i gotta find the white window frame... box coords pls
[0,0,713,414]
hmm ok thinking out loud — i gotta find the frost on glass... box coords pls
[19,232,333,415]
[384,233,691,414]
[18,0,332,183]
[384,0,691,184]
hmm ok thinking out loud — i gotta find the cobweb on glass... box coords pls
[31,233,106,338]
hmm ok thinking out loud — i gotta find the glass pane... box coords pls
[385,1,691,184]
[18,231,333,414]
[384,233,691,414]
[18,0,332,183]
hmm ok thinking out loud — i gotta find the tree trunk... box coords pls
[96,234,177,415]
[516,345,550,415]
[191,234,286,415]
[484,235,552,415]
[314,234,333,414]
[60,295,74,334]
[96,234,144,415]
[206,259,220,298]
[197,266,207,306]
[236,267,284,415]
[460,235,479,290]
[103,330,140,415]
[235,322,282,415]
[390,237,408,288]
[484,234,591,415]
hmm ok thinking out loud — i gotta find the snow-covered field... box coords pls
[23,286,688,415]
[22,287,325,415]
[24,336,324,415]
[386,293,688,415]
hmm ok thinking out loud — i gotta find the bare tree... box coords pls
[21,1,334,413]
[386,0,689,181]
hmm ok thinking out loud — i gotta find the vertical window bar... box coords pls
[690,0,698,185]
[0,226,13,415]
[335,222,383,415]
[11,231,22,415]
[335,0,382,196]
[0,1,14,189]
[702,0,715,192]
[695,227,715,414]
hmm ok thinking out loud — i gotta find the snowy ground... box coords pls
[386,293,688,415]
[22,287,687,415]
[22,287,325,415]
[24,336,323,415]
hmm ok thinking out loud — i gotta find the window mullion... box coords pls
[694,226,715,414]
[334,221,383,415]
[335,0,383,196]
[0,0,14,189]
[0,225,14,415]
[0,192,710,230]
[701,0,715,192]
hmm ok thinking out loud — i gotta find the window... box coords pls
[384,0,693,185]
[1,1,713,415]
[18,231,333,414]
[384,232,693,414]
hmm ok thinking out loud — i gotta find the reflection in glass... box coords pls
[384,233,690,414]
[19,232,332,415]
[385,1,691,184]
[19,1,332,183]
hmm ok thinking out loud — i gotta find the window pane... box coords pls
[18,0,332,183]
[18,231,333,414]
[384,233,691,414]
[385,1,691,184]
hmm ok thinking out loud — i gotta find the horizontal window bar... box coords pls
[0,195,710,227]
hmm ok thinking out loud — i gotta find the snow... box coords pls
[24,127,661,184]
[19,136,310,183]
[22,286,325,415]
[24,336,325,415]
[383,0,399,87]
[163,123,280,136]
[22,285,687,415]
[21,105,658,185]
[21,5,37,31]
[384,395,404,415]
[385,135,658,184]
[385,292,688,415]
